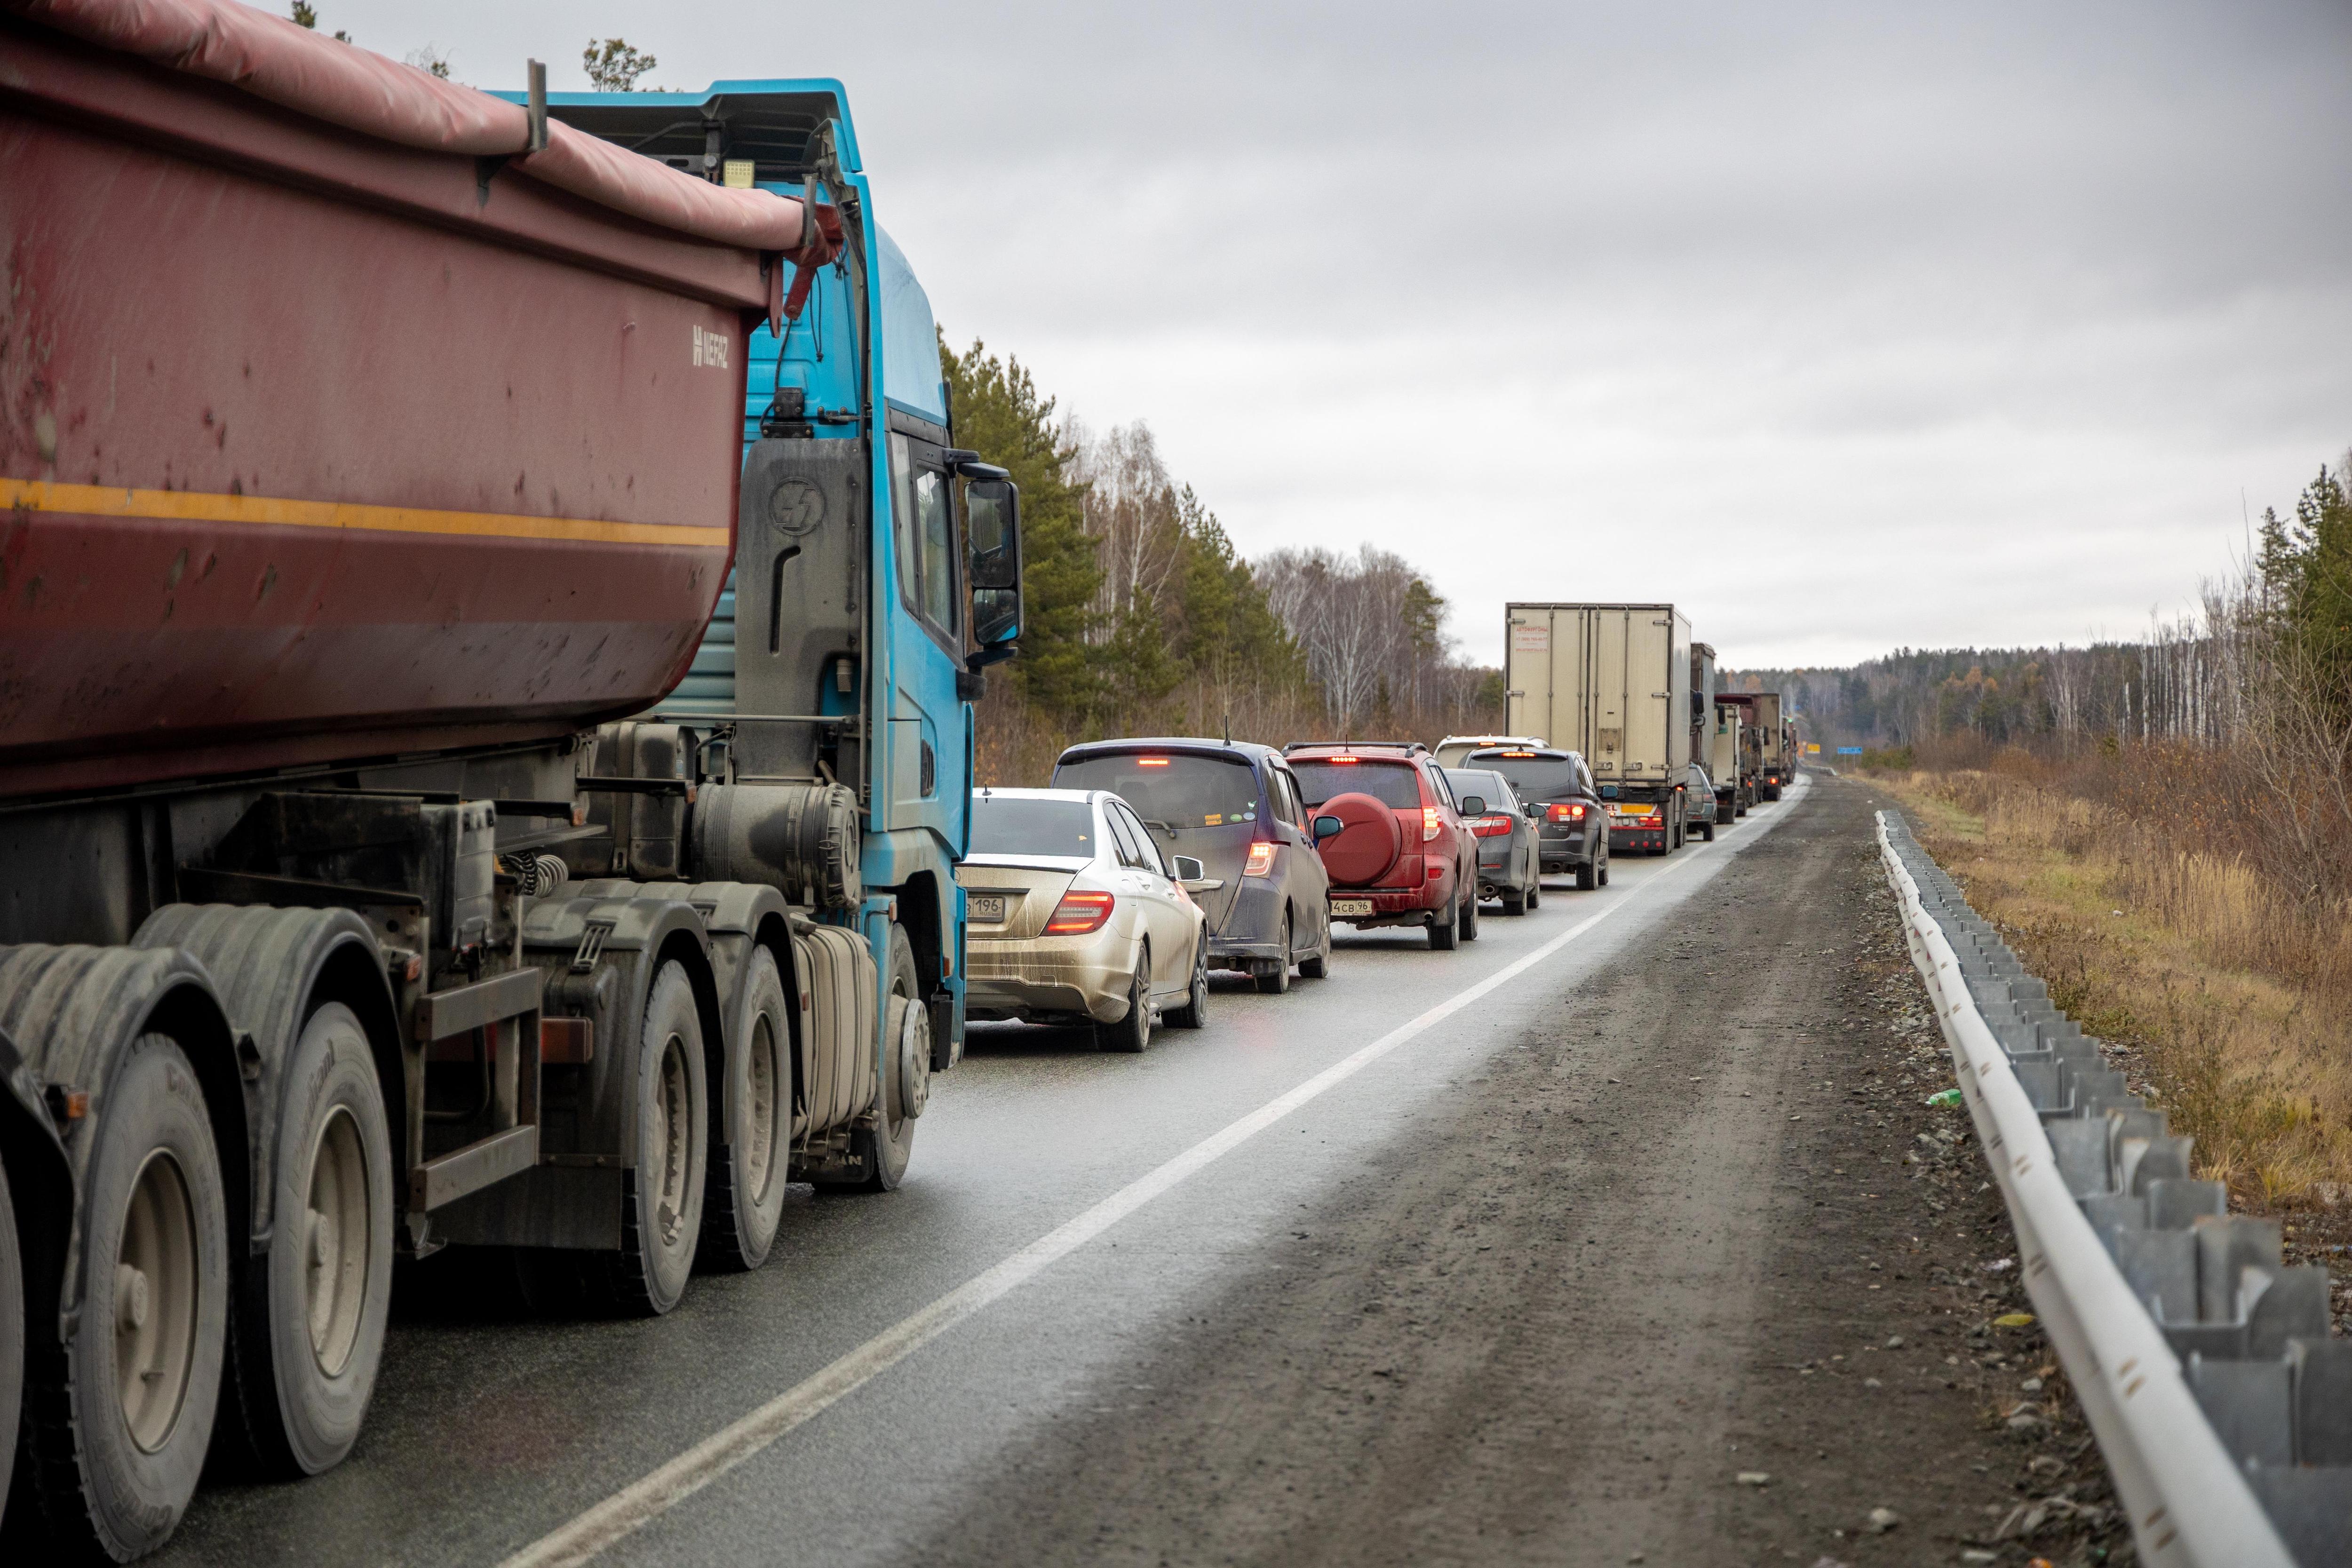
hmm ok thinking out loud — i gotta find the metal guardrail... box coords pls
[1877,811,2352,1568]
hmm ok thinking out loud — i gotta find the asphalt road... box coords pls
[146,779,1840,1568]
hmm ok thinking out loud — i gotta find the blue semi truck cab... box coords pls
[543,82,1024,1186]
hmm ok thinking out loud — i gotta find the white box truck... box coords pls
[1503,604,1695,853]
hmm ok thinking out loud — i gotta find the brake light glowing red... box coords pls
[1547,802,1587,821]
[1331,755,1359,764]
[1422,805,1441,842]
[1244,841,1278,876]
[1136,757,1170,767]
[1043,890,1115,935]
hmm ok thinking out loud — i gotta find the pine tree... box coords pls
[939,336,1099,723]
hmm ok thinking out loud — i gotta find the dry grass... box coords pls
[1877,767,2352,1209]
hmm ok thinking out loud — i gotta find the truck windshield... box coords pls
[1472,753,1584,801]
[1289,760,1422,810]
[1052,754,1260,833]
[968,796,1096,858]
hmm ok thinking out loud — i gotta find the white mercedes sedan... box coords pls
[958,787,1214,1051]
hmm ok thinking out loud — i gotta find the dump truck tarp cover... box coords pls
[9,0,824,255]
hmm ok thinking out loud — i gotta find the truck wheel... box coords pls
[0,1154,21,1539]
[703,948,790,1272]
[31,1034,227,1560]
[1165,936,1210,1029]
[596,963,707,1316]
[855,927,922,1190]
[1254,918,1291,994]
[1428,896,1459,951]
[1458,884,1479,941]
[1098,959,1152,1053]
[233,1003,391,1478]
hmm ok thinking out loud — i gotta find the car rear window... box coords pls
[1444,769,1511,810]
[1290,760,1423,810]
[969,796,1096,858]
[1474,753,1584,800]
[1051,753,1261,832]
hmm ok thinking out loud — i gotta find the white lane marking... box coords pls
[500,780,1810,1568]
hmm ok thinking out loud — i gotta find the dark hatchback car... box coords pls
[1465,746,1609,890]
[1051,738,1333,993]
[1685,763,1720,842]
[1443,766,1542,914]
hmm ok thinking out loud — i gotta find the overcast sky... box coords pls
[334,0,2352,670]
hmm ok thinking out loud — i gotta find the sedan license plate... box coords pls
[968,893,1007,923]
[1330,897,1374,918]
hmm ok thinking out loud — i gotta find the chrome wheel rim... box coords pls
[304,1106,371,1377]
[115,1149,199,1454]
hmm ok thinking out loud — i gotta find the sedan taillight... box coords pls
[1043,890,1115,935]
[1469,815,1514,837]
[1244,841,1278,876]
[1422,805,1441,842]
[1547,802,1588,822]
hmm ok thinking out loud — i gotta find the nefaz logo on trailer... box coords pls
[692,324,731,369]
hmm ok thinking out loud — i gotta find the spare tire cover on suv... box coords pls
[1316,792,1405,886]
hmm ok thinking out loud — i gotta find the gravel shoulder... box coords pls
[912,776,2133,1568]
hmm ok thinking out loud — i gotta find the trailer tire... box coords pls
[703,948,790,1273]
[30,1034,227,1560]
[0,1154,21,1540]
[595,963,707,1316]
[238,1003,390,1477]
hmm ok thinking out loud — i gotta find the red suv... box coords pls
[1284,741,1481,950]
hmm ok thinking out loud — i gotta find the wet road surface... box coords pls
[151,780,1832,1567]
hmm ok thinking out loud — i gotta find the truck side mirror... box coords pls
[966,477,1023,646]
[1311,814,1343,843]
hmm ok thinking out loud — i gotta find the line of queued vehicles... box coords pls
[955,601,1799,1047]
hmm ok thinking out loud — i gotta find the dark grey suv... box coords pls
[1466,746,1609,891]
[1052,738,1334,993]
[1443,766,1542,914]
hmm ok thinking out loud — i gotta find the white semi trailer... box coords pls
[1503,604,1694,854]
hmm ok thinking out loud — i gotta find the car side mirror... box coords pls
[1311,814,1343,843]
[1524,803,1541,819]
[1171,854,1204,881]
[966,477,1023,646]
[1459,795,1485,817]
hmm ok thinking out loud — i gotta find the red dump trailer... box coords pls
[0,4,986,1558]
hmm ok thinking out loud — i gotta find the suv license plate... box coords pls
[1330,897,1374,917]
[968,893,1006,922]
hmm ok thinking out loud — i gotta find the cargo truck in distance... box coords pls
[1716,691,1789,801]
[1504,605,1695,854]
[1709,705,1750,819]
[0,11,1017,1557]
